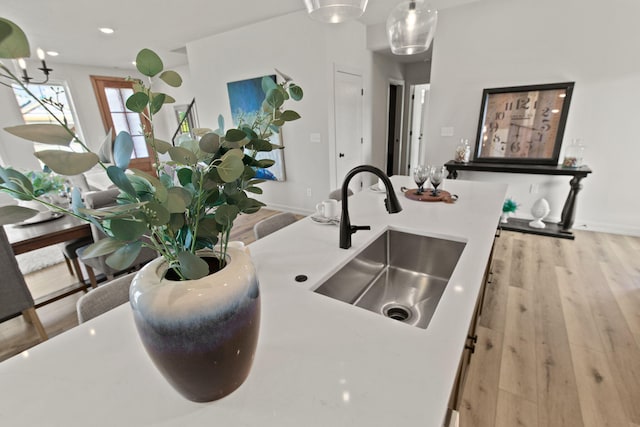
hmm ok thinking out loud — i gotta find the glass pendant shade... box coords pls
[304,0,369,24]
[386,0,438,55]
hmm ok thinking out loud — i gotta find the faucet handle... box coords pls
[350,225,371,233]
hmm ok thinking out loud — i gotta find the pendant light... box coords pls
[304,0,369,24]
[386,0,438,55]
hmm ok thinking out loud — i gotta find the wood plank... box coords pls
[495,389,538,427]
[599,261,640,343]
[556,266,605,353]
[570,344,629,427]
[509,237,531,290]
[531,236,585,427]
[498,286,537,402]
[460,326,503,427]
[579,258,640,424]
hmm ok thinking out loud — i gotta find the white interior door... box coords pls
[408,84,430,171]
[335,70,363,192]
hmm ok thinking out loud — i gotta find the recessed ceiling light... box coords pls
[46,51,59,57]
[99,27,115,34]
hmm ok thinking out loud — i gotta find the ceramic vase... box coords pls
[529,198,550,229]
[129,242,261,402]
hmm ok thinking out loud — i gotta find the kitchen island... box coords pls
[0,176,506,426]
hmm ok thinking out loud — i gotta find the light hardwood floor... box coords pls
[2,219,639,426]
[461,230,640,427]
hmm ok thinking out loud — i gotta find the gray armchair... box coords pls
[0,226,47,341]
[253,212,297,240]
[76,188,157,288]
[76,272,134,323]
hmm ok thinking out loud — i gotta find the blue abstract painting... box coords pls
[226,75,285,181]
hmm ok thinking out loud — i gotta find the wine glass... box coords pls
[429,165,445,196]
[413,165,428,194]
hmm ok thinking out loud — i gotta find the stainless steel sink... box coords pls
[314,230,466,329]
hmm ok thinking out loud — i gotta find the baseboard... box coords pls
[571,221,640,237]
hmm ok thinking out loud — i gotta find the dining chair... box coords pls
[76,272,134,323]
[0,226,48,341]
[253,212,298,240]
[76,188,157,288]
[328,188,353,201]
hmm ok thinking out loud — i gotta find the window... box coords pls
[12,82,83,151]
[90,76,153,173]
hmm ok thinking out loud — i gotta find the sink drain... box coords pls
[384,304,411,322]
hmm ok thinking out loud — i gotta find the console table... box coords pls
[444,161,592,239]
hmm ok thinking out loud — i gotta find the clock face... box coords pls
[475,85,572,163]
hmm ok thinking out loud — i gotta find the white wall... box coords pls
[186,11,372,213]
[425,0,640,235]
[0,60,192,171]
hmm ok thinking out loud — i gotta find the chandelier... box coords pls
[386,0,438,55]
[304,0,369,24]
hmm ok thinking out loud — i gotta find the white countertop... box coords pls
[0,176,506,427]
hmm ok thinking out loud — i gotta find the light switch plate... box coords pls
[441,127,454,137]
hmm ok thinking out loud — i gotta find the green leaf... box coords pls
[222,148,244,160]
[34,151,99,175]
[0,20,12,45]
[110,217,147,241]
[178,251,209,280]
[136,48,163,77]
[164,94,176,104]
[214,204,239,227]
[195,217,218,239]
[130,169,167,202]
[106,241,143,270]
[240,126,258,140]
[245,186,263,195]
[247,139,272,152]
[217,155,244,182]
[148,138,173,154]
[289,84,304,101]
[159,70,182,87]
[150,93,166,115]
[265,88,285,109]
[106,166,137,198]
[168,212,185,232]
[142,201,170,226]
[79,238,125,258]
[177,168,193,186]
[165,187,192,213]
[4,124,73,146]
[113,131,134,169]
[199,132,220,153]
[257,159,275,168]
[241,197,266,214]
[281,110,301,121]
[0,18,29,59]
[225,128,247,143]
[261,76,278,94]
[0,205,39,225]
[125,92,149,113]
[168,146,198,165]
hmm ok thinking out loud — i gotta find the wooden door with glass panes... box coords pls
[90,76,154,174]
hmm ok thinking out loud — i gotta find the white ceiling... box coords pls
[3,0,477,69]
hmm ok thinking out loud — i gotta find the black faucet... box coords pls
[339,165,402,249]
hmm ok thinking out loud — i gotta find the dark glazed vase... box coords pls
[129,243,260,402]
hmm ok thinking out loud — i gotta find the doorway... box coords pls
[386,81,404,176]
[406,84,430,172]
[334,69,364,192]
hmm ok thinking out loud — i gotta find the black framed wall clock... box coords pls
[473,82,574,164]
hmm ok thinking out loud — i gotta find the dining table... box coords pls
[6,212,92,308]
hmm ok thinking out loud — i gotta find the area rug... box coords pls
[15,244,66,274]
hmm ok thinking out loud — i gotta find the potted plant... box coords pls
[501,197,518,223]
[0,17,303,401]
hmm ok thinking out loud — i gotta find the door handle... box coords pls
[339,153,345,158]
